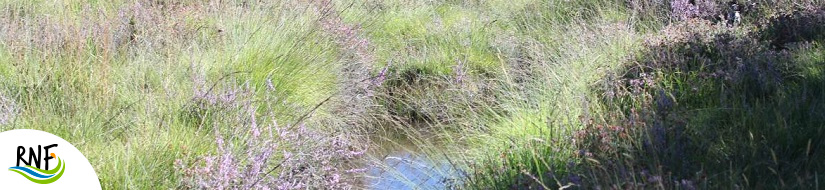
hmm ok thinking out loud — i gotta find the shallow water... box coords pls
[366,151,458,189]
[364,134,463,189]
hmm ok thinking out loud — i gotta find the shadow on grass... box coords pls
[576,7,825,189]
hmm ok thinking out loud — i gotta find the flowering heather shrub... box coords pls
[113,1,203,51]
[0,9,82,55]
[575,5,825,187]
[632,18,787,96]
[178,78,367,189]
[670,0,720,21]
[272,125,368,189]
[0,1,204,57]
[176,121,367,189]
[626,0,671,20]
[189,71,255,112]
[0,93,18,125]
[644,19,720,46]
[311,0,382,128]
[572,99,704,188]
[761,6,825,49]
[174,116,277,189]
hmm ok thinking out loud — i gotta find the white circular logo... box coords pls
[0,129,101,189]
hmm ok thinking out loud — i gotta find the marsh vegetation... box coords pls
[0,0,824,189]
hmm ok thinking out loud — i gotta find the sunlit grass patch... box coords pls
[225,14,339,111]
[345,2,504,76]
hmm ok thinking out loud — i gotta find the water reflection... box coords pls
[365,133,463,189]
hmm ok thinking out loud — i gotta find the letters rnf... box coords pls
[16,144,58,170]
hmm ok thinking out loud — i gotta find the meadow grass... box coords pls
[0,0,824,189]
[0,1,347,188]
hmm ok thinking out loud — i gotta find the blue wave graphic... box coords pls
[8,166,55,179]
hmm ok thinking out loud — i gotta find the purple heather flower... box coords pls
[671,0,719,21]
[178,79,367,189]
[680,179,697,190]
[567,174,582,185]
[656,89,674,114]
[374,63,389,87]
[454,60,467,84]
[0,94,18,125]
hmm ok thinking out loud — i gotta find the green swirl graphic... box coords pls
[8,156,66,184]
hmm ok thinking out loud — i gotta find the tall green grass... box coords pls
[0,1,347,188]
[1,0,824,189]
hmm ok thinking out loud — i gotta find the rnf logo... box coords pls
[9,143,66,184]
[0,129,100,189]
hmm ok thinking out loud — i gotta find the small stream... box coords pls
[364,133,464,189]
